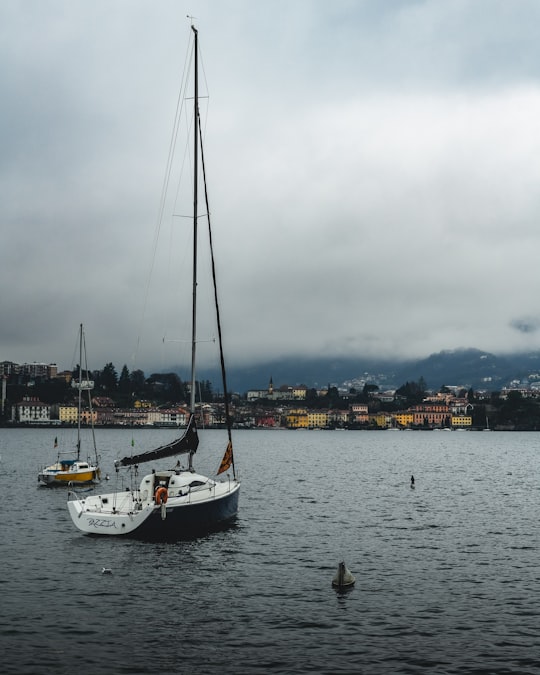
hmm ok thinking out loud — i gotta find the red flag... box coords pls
[217,441,233,475]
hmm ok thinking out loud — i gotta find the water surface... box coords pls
[1,428,538,674]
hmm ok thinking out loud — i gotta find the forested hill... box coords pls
[202,348,540,394]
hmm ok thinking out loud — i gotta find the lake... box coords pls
[0,427,539,674]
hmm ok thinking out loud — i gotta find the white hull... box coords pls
[67,469,240,538]
[66,28,242,541]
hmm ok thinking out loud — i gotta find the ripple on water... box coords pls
[1,429,540,674]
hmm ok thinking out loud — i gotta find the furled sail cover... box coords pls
[116,415,199,467]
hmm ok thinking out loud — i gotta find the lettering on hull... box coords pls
[87,518,118,530]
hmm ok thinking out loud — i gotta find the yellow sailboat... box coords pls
[38,324,100,487]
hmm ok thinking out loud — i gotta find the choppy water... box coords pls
[1,427,539,674]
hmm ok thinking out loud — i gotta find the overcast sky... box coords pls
[3,0,540,377]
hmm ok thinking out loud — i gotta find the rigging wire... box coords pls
[132,28,195,370]
[81,326,99,466]
[132,26,211,376]
[198,112,237,480]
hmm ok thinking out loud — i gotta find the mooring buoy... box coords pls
[332,561,355,589]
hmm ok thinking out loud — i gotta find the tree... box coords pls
[395,379,426,406]
[306,388,319,404]
[147,372,186,403]
[363,384,379,397]
[118,365,131,395]
[100,363,118,392]
[35,378,71,404]
[198,379,214,403]
[130,369,146,395]
[327,386,341,407]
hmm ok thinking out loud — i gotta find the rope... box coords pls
[198,113,236,480]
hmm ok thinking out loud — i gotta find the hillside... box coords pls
[195,348,540,394]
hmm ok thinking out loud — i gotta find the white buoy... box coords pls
[332,561,355,589]
[101,567,113,575]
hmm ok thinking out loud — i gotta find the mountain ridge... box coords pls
[191,348,540,394]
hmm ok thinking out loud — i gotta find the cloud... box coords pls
[510,318,540,335]
[2,0,540,378]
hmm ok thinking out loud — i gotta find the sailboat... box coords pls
[38,324,100,486]
[67,25,240,538]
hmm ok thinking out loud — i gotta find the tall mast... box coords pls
[77,323,83,459]
[190,25,199,416]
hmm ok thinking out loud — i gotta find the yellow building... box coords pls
[58,405,97,425]
[286,409,309,429]
[369,412,392,429]
[134,399,154,409]
[451,415,472,428]
[307,410,329,428]
[59,405,78,424]
[393,412,414,428]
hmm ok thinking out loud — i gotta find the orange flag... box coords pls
[217,441,233,475]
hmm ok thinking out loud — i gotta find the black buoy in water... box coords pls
[410,475,415,489]
[332,561,355,590]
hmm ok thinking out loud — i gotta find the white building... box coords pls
[13,396,51,423]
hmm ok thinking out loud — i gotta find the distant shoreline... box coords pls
[0,422,530,431]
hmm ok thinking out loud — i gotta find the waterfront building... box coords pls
[59,405,78,424]
[286,409,309,429]
[351,403,369,425]
[255,413,280,428]
[307,410,329,428]
[80,408,98,425]
[95,408,117,425]
[393,411,414,428]
[328,409,350,426]
[158,407,189,426]
[449,398,473,415]
[451,415,473,428]
[411,403,450,428]
[369,412,392,429]
[111,409,148,425]
[12,396,51,423]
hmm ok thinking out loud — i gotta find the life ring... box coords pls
[155,486,168,504]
